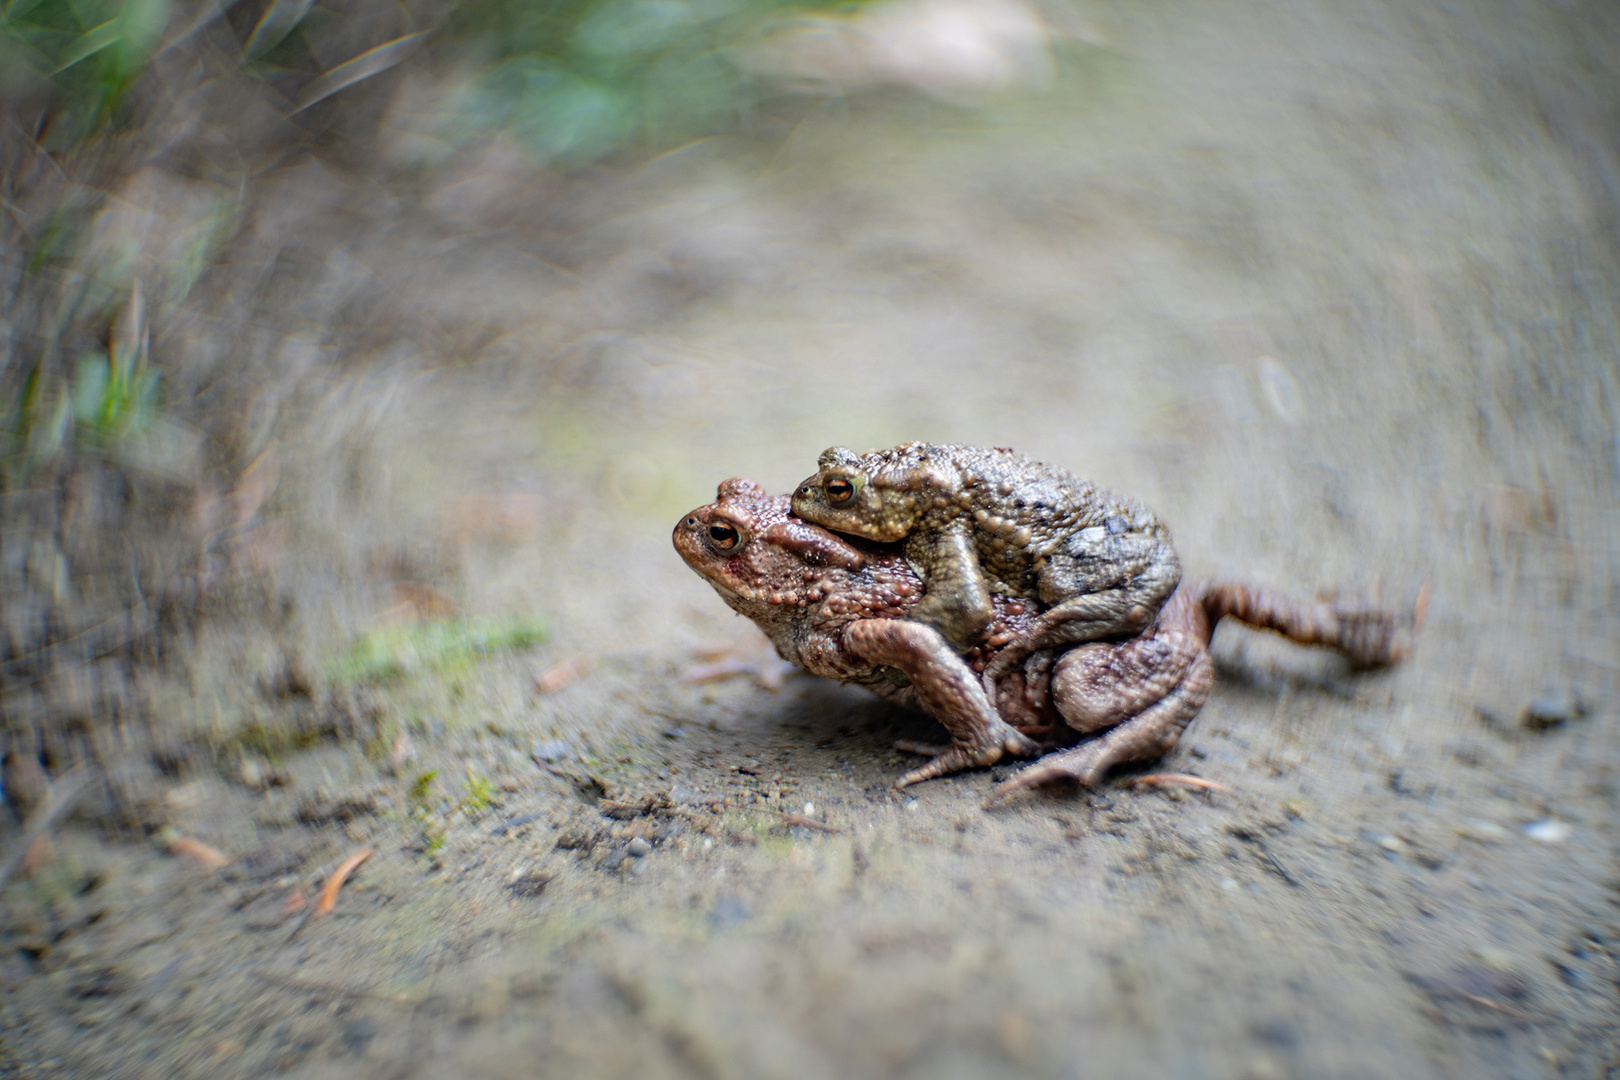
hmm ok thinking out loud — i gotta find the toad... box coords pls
[676,477,1041,786]
[676,478,1410,797]
[791,445,1180,695]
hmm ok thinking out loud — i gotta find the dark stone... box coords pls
[709,894,749,930]
[341,1018,379,1055]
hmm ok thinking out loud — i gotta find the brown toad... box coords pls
[675,477,1040,786]
[676,477,1410,797]
[790,444,1180,688]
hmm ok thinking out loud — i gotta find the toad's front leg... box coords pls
[843,618,1039,787]
[903,523,995,652]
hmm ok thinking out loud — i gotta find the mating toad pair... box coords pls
[674,444,1409,802]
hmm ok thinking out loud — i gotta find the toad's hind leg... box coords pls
[986,651,1213,806]
[1050,629,1203,734]
[982,534,1180,690]
[1192,581,1416,668]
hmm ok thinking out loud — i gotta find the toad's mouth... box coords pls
[703,576,742,603]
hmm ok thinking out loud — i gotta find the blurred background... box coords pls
[2,0,1618,1075]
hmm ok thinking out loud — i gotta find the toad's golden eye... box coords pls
[708,522,740,549]
[825,479,856,505]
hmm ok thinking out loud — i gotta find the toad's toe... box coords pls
[984,745,1110,807]
[894,727,1040,788]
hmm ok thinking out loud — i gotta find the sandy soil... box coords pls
[2,0,1618,1077]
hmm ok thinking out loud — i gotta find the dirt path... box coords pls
[3,0,1618,1076]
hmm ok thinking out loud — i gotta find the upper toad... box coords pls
[792,443,1181,686]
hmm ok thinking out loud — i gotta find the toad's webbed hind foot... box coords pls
[1331,608,1408,668]
[1193,580,1426,669]
[986,652,1213,807]
[1330,585,1427,667]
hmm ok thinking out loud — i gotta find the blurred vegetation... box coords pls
[0,0,867,786]
[445,0,827,163]
[2,0,849,160]
[2,0,851,473]
[328,616,549,684]
[0,0,174,144]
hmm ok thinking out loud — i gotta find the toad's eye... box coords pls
[825,479,856,505]
[708,523,740,549]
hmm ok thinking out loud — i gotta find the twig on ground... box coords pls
[313,847,373,917]
[535,653,591,694]
[753,805,845,834]
[0,765,91,893]
[1129,773,1231,795]
[255,970,415,1004]
[285,847,373,943]
[167,835,232,869]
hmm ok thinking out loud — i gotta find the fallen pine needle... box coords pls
[284,847,373,945]
[754,806,845,834]
[681,657,755,683]
[313,847,373,917]
[255,969,416,1004]
[0,764,90,893]
[168,836,232,869]
[776,813,844,834]
[1129,773,1231,795]
[20,835,52,876]
[682,656,795,690]
[535,653,591,694]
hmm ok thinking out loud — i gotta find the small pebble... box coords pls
[803,802,814,815]
[1375,834,1409,855]
[508,868,552,897]
[531,740,571,764]
[342,1018,379,1055]
[1523,689,1585,729]
[1454,820,1510,844]
[709,894,749,930]
[1523,820,1572,843]
[627,837,652,857]
[904,800,919,812]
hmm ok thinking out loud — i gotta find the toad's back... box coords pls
[859,443,1168,597]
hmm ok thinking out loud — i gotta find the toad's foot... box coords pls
[1333,608,1408,668]
[986,653,1212,807]
[894,727,1041,788]
[1331,584,1427,667]
[1190,581,1427,669]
